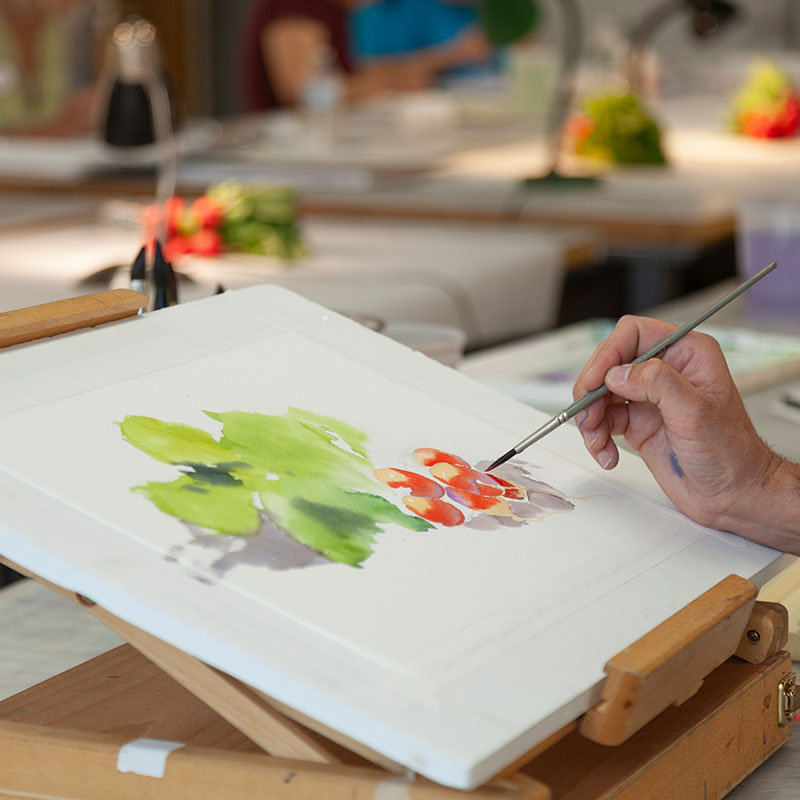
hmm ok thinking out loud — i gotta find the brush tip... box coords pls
[131,245,146,279]
[485,449,516,472]
[153,251,168,284]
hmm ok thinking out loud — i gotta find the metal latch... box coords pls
[778,673,797,726]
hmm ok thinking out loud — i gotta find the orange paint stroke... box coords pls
[373,468,444,499]
[413,448,469,469]
[403,496,465,526]
[429,463,503,497]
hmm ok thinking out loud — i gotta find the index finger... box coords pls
[573,315,680,402]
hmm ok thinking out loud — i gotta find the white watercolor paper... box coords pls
[0,286,783,789]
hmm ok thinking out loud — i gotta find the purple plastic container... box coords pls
[737,201,800,318]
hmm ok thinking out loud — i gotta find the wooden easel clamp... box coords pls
[0,289,147,349]
[0,292,796,800]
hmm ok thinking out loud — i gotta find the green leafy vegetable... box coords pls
[208,181,306,259]
[572,92,667,166]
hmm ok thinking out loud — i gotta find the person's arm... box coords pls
[261,17,491,108]
[260,17,330,107]
[410,25,492,75]
[348,25,492,101]
[261,16,430,106]
[572,314,800,553]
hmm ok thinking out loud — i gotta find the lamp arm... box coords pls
[144,73,178,246]
[545,0,584,174]
[627,0,684,93]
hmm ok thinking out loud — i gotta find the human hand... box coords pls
[417,27,492,74]
[572,315,800,549]
[347,61,431,102]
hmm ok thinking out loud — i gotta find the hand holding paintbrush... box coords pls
[572,304,800,553]
[487,262,777,471]
[488,262,800,553]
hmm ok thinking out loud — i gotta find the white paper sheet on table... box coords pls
[0,217,564,348]
[0,286,783,789]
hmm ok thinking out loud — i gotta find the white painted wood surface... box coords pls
[0,286,784,788]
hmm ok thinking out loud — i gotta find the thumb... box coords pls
[605,359,698,413]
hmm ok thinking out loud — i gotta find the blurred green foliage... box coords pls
[208,181,306,259]
[574,93,667,166]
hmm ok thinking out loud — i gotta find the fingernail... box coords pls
[598,449,613,469]
[606,364,632,388]
[585,431,599,448]
[577,411,587,428]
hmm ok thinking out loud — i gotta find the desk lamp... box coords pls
[90,18,178,285]
[477,0,597,188]
[101,18,167,147]
[523,0,598,187]
[98,18,177,213]
[627,0,740,94]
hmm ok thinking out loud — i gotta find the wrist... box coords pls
[720,455,800,553]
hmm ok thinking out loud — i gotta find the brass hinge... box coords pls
[778,673,797,727]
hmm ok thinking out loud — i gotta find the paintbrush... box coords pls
[130,245,147,296]
[485,261,778,472]
[152,239,178,310]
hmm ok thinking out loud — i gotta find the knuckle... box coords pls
[695,331,724,359]
[638,358,666,384]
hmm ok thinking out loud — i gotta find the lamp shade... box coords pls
[475,0,539,44]
[688,0,739,37]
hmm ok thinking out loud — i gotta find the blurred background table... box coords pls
[0,195,601,350]
[5,88,791,321]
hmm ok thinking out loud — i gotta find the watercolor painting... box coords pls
[0,289,781,791]
[119,408,575,573]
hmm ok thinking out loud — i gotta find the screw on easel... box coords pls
[75,593,97,607]
[746,629,760,643]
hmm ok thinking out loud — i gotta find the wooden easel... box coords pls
[0,292,796,800]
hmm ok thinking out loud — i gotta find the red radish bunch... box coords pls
[142,195,224,262]
[731,60,800,140]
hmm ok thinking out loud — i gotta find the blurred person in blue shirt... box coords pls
[246,0,495,111]
[350,0,495,82]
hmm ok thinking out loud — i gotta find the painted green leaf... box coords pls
[134,475,260,535]
[260,488,430,566]
[119,416,237,467]
[204,409,375,492]
[334,491,431,532]
[286,408,370,459]
[120,408,432,567]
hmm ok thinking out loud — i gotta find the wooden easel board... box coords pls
[1,640,791,799]
[0,286,786,789]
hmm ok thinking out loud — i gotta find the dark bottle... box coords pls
[104,82,155,146]
[99,18,170,148]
